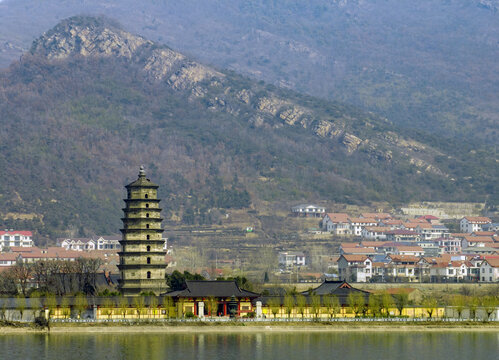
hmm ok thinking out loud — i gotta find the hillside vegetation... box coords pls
[0,17,496,241]
[0,1,497,143]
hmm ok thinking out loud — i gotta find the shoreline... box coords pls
[1,323,498,334]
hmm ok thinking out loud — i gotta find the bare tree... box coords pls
[10,262,32,297]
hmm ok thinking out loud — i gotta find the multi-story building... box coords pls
[349,218,377,236]
[321,213,350,234]
[337,255,372,282]
[479,257,499,282]
[0,230,33,251]
[460,216,492,233]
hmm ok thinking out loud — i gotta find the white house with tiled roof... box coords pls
[0,231,33,251]
[337,255,372,282]
[460,216,491,233]
[322,213,351,234]
[349,218,377,236]
[479,257,499,282]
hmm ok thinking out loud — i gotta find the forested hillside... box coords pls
[0,0,498,142]
[0,17,496,242]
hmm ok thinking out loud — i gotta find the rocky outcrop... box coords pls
[342,133,363,153]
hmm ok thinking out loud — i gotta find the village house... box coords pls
[361,226,391,240]
[429,260,475,282]
[321,213,350,234]
[0,253,19,267]
[479,257,499,282]
[378,219,404,229]
[278,251,306,268]
[385,255,420,281]
[58,237,96,251]
[395,246,425,257]
[460,216,492,233]
[340,247,377,256]
[415,223,449,240]
[349,218,377,236]
[337,255,372,282]
[385,229,420,242]
[291,204,326,217]
[0,230,33,251]
[462,235,496,248]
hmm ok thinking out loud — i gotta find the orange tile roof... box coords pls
[463,216,491,223]
[349,218,377,224]
[451,233,471,238]
[382,219,404,225]
[472,231,495,236]
[340,242,360,248]
[0,253,19,261]
[388,255,420,263]
[341,255,369,262]
[363,226,391,233]
[403,222,423,229]
[396,246,424,252]
[483,257,499,267]
[415,223,433,229]
[325,213,350,222]
[361,213,392,219]
[464,236,494,243]
[343,247,376,254]
[361,241,389,247]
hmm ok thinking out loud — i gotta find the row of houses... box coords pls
[57,236,168,252]
[337,253,499,283]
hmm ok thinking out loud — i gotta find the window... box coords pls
[147,271,151,279]
[146,213,149,218]
[147,246,151,252]
[145,194,148,199]
[146,235,150,240]
[147,257,151,264]
[146,204,149,208]
[146,224,150,229]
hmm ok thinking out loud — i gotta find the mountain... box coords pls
[0,16,496,241]
[0,1,498,143]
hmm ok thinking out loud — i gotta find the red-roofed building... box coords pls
[0,230,33,250]
[0,253,19,266]
[322,213,351,235]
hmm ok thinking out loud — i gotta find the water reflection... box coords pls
[0,331,497,360]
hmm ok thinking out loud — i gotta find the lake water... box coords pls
[0,331,497,360]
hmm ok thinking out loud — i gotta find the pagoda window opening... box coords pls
[147,271,151,279]
[147,245,151,252]
[146,204,149,208]
[147,235,150,240]
[146,213,149,218]
[145,194,149,199]
[147,257,151,264]
[146,224,150,229]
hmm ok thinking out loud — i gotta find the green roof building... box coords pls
[118,167,166,296]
